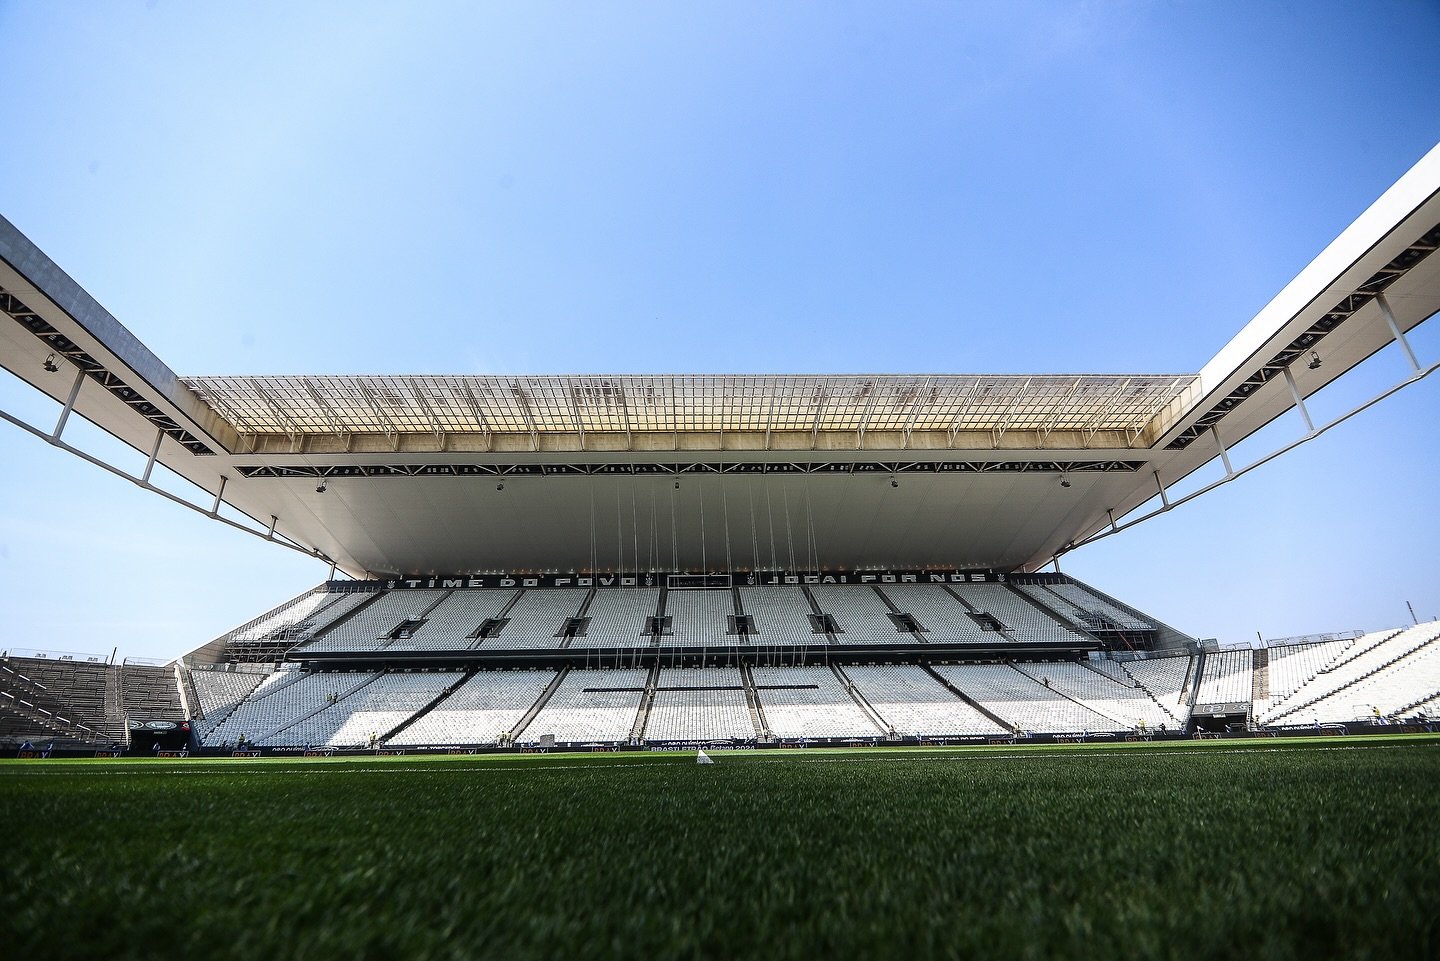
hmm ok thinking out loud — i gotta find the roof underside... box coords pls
[182,373,1197,451]
[4,144,1439,580]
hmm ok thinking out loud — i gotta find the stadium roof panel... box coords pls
[181,373,1200,451]
[4,143,1439,577]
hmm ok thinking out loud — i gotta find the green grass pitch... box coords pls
[3,737,1439,960]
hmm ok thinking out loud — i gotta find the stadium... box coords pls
[3,7,1440,959]
[3,145,1439,756]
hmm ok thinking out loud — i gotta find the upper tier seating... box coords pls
[878,584,998,642]
[841,664,1006,735]
[495,589,589,648]
[663,589,735,647]
[809,585,906,643]
[388,669,557,746]
[522,668,648,742]
[237,591,357,640]
[931,664,1124,733]
[738,587,819,644]
[1022,582,1155,631]
[645,667,755,741]
[751,665,879,738]
[301,591,447,653]
[948,584,1090,645]
[223,592,378,660]
[581,589,659,648]
[401,590,518,650]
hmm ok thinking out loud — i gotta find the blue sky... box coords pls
[1,1,1438,660]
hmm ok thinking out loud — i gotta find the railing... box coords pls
[3,648,107,662]
[1263,630,1365,648]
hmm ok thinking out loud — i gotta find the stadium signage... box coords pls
[346,569,1001,591]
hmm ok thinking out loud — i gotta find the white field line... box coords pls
[1,741,1433,777]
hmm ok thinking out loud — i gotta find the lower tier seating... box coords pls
[751,665,880,739]
[645,667,756,741]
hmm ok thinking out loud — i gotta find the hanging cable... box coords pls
[722,474,733,577]
[754,484,766,576]
[782,483,796,572]
[803,483,817,573]
[649,481,658,575]
[765,473,778,573]
[698,468,708,575]
[588,482,598,577]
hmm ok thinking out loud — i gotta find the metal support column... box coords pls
[267,515,278,539]
[1375,292,1422,374]
[1107,508,1117,533]
[51,368,85,440]
[210,475,228,515]
[1282,366,1314,433]
[140,429,164,483]
[1154,470,1169,508]
[1211,425,1234,477]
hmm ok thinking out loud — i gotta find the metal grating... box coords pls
[182,373,1197,447]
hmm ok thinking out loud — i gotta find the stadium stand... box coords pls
[1018,582,1155,631]
[948,584,1091,645]
[300,590,447,653]
[1250,639,1354,717]
[932,664,1124,733]
[662,589,735,647]
[809,585,906,643]
[878,585,997,643]
[3,656,123,741]
[521,667,648,742]
[1013,661,1172,730]
[1263,621,1440,723]
[219,590,376,661]
[204,670,379,746]
[276,671,465,748]
[840,664,1006,736]
[1108,655,1193,725]
[190,667,269,740]
[583,589,660,647]
[0,656,113,745]
[645,667,756,741]
[1195,650,1253,705]
[389,669,557,746]
[751,665,881,739]
[401,590,518,650]
[495,589,589,648]
[120,661,184,722]
[739,587,821,644]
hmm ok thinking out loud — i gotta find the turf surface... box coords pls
[3,738,1439,960]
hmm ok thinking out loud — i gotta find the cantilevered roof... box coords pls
[181,373,1198,452]
[4,143,1439,578]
